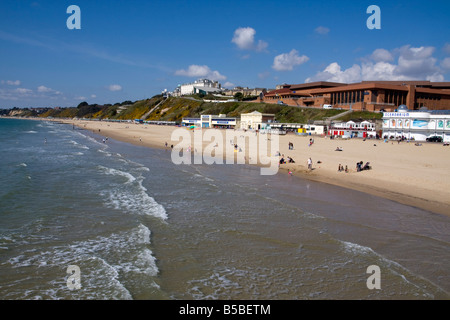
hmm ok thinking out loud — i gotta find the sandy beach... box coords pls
[56,118,450,217]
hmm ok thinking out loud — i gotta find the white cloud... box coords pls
[36,85,62,96]
[75,96,87,101]
[175,65,227,81]
[255,40,268,52]
[0,83,65,105]
[108,84,122,92]
[314,26,330,35]
[306,45,445,83]
[443,43,450,55]
[272,49,309,71]
[15,88,33,94]
[223,82,235,88]
[306,62,362,83]
[37,85,52,93]
[3,80,21,86]
[441,57,450,70]
[394,46,440,79]
[91,94,97,98]
[370,48,394,62]
[232,27,268,52]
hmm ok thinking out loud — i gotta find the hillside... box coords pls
[144,97,350,123]
[5,95,382,123]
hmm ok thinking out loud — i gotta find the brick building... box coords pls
[263,81,450,111]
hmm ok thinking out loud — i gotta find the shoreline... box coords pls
[13,117,450,217]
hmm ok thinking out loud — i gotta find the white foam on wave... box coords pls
[341,240,376,256]
[84,134,108,147]
[98,165,136,184]
[68,140,89,150]
[339,239,446,297]
[3,224,158,299]
[98,149,112,156]
[102,185,167,220]
[25,130,37,134]
[18,163,27,167]
[98,166,167,220]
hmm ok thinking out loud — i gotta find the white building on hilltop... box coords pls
[180,79,222,96]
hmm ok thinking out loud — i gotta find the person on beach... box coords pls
[307,157,312,170]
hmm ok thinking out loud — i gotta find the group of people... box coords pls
[338,164,349,173]
[164,142,174,149]
[279,155,295,164]
[356,161,371,172]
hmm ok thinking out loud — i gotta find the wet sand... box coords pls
[56,119,450,217]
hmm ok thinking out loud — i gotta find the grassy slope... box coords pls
[145,98,347,123]
[32,96,381,124]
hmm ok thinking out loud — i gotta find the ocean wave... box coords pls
[101,186,167,220]
[68,140,89,149]
[97,166,136,184]
[339,239,448,298]
[3,224,158,299]
[98,149,112,157]
[97,166,167,220]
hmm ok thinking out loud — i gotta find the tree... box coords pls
[234,92,243,101]
[77,101,89,108]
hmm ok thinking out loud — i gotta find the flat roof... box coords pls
[289,81,347,90]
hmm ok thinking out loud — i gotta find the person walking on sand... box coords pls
[307,157,312,170]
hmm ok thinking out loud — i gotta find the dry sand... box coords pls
[57,119,450,217]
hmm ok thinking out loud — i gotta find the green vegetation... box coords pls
[338,111,383,122]
[5,96,382,124]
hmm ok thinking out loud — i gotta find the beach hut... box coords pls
[346,121,357,129]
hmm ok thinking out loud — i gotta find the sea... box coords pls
[0,117,449,300]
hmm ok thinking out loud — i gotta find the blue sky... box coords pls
[1,0,449,108]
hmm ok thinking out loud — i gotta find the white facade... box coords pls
[382,111,450,142]
[182,114,237,128]
[240,111,275,130]
[305,124,325,135]
[329,121,377,138]
[180,79,222,96]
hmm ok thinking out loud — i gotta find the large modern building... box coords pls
[382,105,450,142]
[263,81,450,112]
[179,79,222,96]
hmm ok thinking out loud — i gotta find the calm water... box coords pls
[0,118,449,300]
